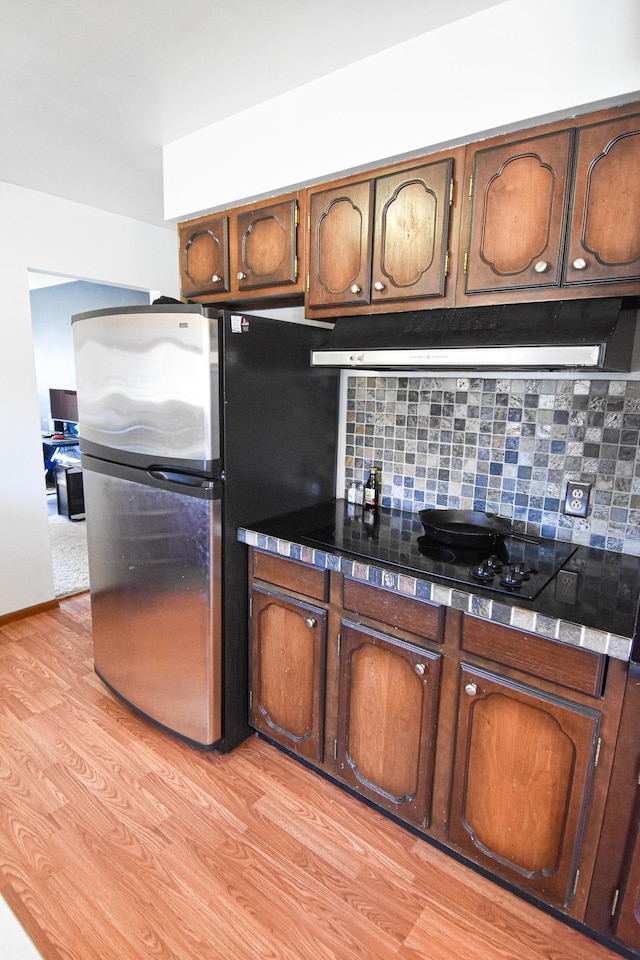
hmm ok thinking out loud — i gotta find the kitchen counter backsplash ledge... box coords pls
[238,521,637,663]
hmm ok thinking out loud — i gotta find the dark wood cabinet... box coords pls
[448,662,601,911]
[249,585,326,763]
[586,670,640,952]
[307,154,461,316]
[307,179,374,310]
[461,106,640,302]
[179,192,304,303]
[564,112,640,287]
[463,130,573,295]
[335,619,440,829]
[179,215,230,299]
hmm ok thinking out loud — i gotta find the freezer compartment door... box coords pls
[83,458,223,747]
[72,306,221,472]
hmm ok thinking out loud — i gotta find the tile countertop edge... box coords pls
[238,526,633,662]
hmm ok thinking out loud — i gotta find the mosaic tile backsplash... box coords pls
[344,375,640,555]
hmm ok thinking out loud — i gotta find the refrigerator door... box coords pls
[72,305,221,473]
[83,456,223,747]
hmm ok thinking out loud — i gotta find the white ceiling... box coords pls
[3,0,502,228]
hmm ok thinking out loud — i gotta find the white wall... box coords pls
[0,182,178,617]
[163,0,640,220]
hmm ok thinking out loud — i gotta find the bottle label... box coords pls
[364,486,376,506]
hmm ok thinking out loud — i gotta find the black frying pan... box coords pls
[418,509,513,549]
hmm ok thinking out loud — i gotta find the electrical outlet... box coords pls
[563,481,592,518]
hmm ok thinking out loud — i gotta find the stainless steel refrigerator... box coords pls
[71,304,338,751]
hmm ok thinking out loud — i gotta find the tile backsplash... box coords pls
[344,375,640,555]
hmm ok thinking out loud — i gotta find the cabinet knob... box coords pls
[464,682,478,696]
[237,271,247,281]
[414,663,426,677]
[533,260,549,273]
[373,280,386,292]
[572,257,588,270]
[304,617,316,629]
[349,283,362,295]
[211,274,221,283]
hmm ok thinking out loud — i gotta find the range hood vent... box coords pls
[310,298,640,371]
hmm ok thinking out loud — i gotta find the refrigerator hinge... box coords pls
[594,737,602,767]
[611,887,620,917]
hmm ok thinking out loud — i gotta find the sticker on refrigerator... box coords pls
[231,315,250,334]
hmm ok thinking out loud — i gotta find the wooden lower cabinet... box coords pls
[249,585,326,763]
[448,662,601,911]
[248,548,632,951]
[586,669,640,952]
[335,619,441,829]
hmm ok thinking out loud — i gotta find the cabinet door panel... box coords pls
[337,620,440,828]
[465,131,572,294]
[565,114,640,285]
[615,798,640,948]
[373,160,452,302]
[250,587,326,762]
[308,181,374,308]
[236,199,298,290]
[179,217,230,297]
[449,664,600,910]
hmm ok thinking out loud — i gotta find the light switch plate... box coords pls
[563,481,592,517]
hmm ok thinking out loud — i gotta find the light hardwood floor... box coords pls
[0,596,624,960]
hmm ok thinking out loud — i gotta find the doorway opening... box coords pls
[29,273,151,597]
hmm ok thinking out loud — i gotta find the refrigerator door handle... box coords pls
[147,468,217,490]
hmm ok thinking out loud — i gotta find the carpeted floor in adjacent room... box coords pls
[48,512,89,597]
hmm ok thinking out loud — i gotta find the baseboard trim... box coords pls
[0,600,59,625]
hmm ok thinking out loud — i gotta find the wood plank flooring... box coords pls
[0,596,624,960]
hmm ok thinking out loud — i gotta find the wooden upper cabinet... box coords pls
[307,153,460,316]
[179,215,230,299]
[235,198,299,291]
[449,663,601,912]
[308,179,374,309]
[463,130,573,295]
[564,112,640,286]
[178,192,304,303]
[372,159,453,304]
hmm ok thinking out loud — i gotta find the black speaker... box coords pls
[56,466,85,520]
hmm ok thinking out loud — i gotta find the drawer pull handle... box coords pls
[211,274,222,283]
[304,617,316,629]
[533,260,549,273]
[414,663,426,676]
[237,271,247,280]
[465,682,478,696]
[373,280,386,291]
[572,257,587,270]
[349,283,362,295]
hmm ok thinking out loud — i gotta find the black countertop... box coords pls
[241,499,640,658]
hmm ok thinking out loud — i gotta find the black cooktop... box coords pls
[301,502,576,601]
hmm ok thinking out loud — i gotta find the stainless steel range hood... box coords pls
[310,298,640,371]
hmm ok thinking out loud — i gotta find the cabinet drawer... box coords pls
[461,616,606,697]
[252,550,329,602]
[343,578,443,643]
